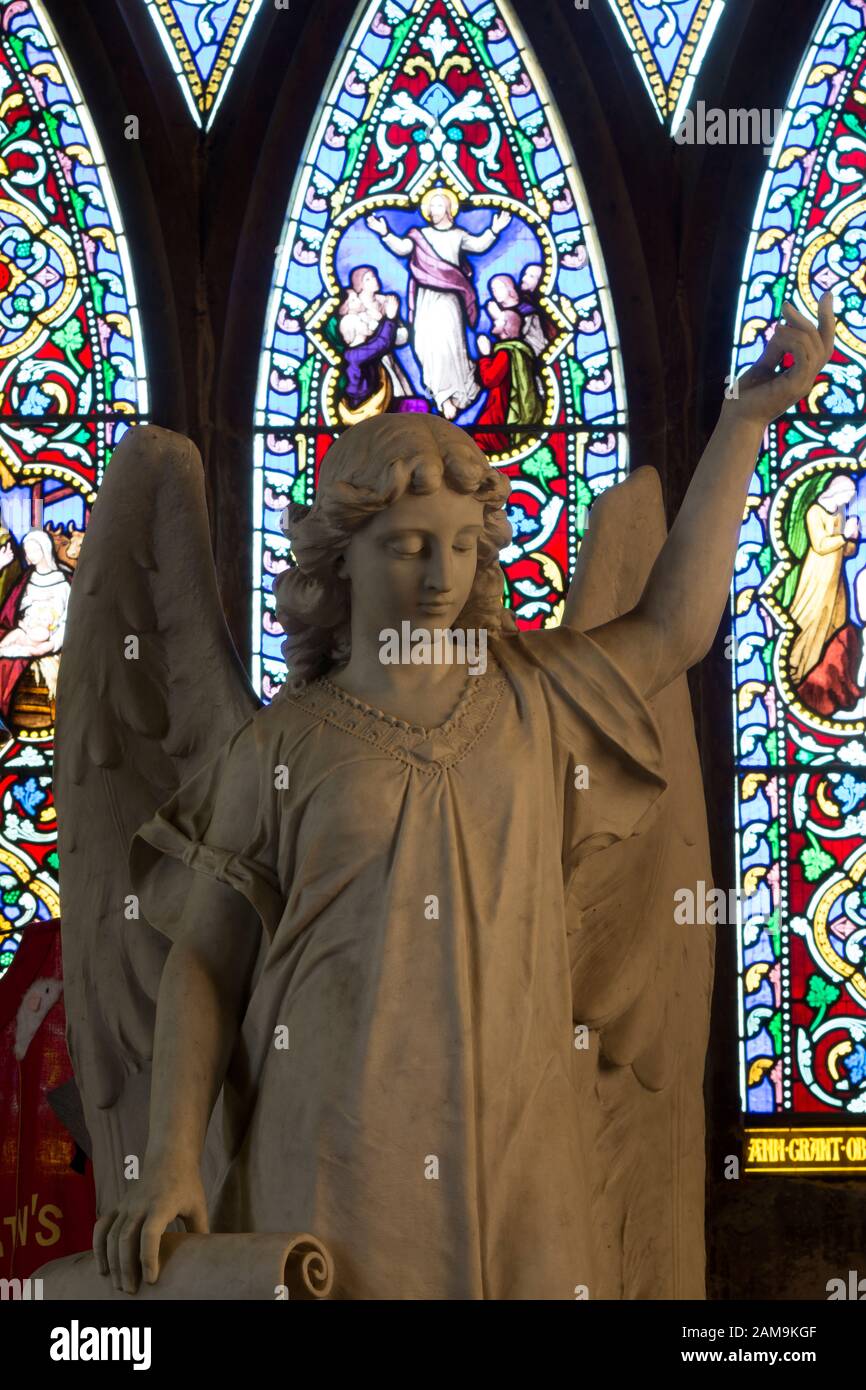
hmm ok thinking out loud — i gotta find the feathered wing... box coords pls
[562,466,715,1299]
[55,425,260,1215]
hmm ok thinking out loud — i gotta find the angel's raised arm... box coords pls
[578,294,836,700]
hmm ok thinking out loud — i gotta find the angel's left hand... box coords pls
[725,290,836,428]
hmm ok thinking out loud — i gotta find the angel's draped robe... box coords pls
[130,626,666,1300]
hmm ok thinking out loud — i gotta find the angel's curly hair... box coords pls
[275,413,518,691]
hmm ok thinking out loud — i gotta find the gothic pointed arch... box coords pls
[0,0,149,976]
[729,0,866,1145]
[252,0,629,700]
[605,0,726,129]
[142,0,265,128]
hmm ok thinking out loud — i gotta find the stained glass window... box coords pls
[143,0,264,129]
[0,0,148,979]
[605,0,726,129]
[731,0,866,1151]
[253,0,627,701]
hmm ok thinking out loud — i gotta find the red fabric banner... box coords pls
[0,919,96,1280]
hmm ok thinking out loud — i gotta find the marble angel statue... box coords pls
[53,296,836,1300]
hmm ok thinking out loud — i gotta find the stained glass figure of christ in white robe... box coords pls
[367,189,512,420]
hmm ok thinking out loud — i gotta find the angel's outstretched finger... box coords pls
[118,1213,147,1294]
[141,1215,169,1286]
[106,1212,125,1290]
[816,291,837,357]
[782,295,836,362]
[182,1194,209,1235]
[780,300,816,332]
[93,1211,117,1276]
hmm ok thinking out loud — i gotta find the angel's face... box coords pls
[335,480,485,635]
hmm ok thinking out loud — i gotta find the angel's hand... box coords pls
[491,209,511,235]
[726,291,836,427]
[366,213,388,237]
[93,1154,208,1295]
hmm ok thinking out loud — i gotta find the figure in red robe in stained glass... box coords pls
[474,302,544,455]
[489,271,547,357]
